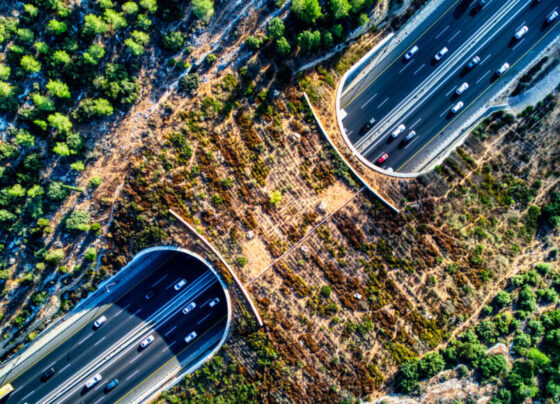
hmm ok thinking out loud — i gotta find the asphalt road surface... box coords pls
[0,249,228,404]
[340,0,560,173]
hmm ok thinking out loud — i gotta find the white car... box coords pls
[185,331,197,344]
[404,45,419,60]
[455,82,469,96]
[140,335,154,348]
[514,25,529,40]
[94,315,107,329]
[547,9,558,23]
[404,130,417,143]
[85,373,102,389]
[209,298,220,307]
[173,279,187,291]
[391,124,406,139]
[182,301,196,315]
[496,62,510,76]
[451,101,464,114]
[434,47,449,61]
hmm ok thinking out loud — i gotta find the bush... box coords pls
[178,73,200,94]
[65,209,91,231]
[269,190,283,206]
[268,17,285,39]
[73,98,114,120]
[292,0,322,24]
[85,247,97,262]
[192,0,214,22]
[45,249,65,265]
[89,177,102,188]
[276,37,291,55]
[161,31,184,52]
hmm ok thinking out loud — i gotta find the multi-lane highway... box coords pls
[0,248,229,404]
[340,0,560,173]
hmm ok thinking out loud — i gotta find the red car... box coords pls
[377,153,389,164]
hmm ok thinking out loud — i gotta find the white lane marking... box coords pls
[435,25,450,40]
[448,30,461,43]
[162,340,177,352]
[166,278,179,290]
[44,361,57,370]
[152,273,168,287]
[347,130,353,136]
[377,97,389,109]
[129,308,142,318]
[78,334,92,345]
[94,397,105,404]
[480,54,491,65]
[93,382,104,391]
[129,354,141,364]
[410,118,422,129]
[115,303,131,316]
[60,363,71,372]
[404,137,419,149]
[445,86,457,97]
[197,313,212,325]
[93,336,106,346]
[21,390,35,401]
[399,63,412,74]
[11,387,21,394]
[360,93,378,109]
[439,109,448,118]
[476,70,491,84]
[126,370,140,381]
[515,21,527,32]
[413,64,425,76]
[164,326,177,337]
[512,37,525,50]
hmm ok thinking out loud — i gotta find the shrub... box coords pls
[268,17,284,39]
[89,177,102,188]
[178,73,200,94]
[65,209,91,231]
[192,0,214,22]
[269,190,283,206]
[45,249,65,265]
[161,31,184,52]
[292,0,322,24]
[85,247,97,262]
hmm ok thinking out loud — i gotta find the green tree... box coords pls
[161,31,184,52]
[137,14,152,29]
[46,79,70,98]
[85,247,97,262]
[104,9,127,30]
[73,98,114,120]
[70,160,85,171]
[269,190,283,206]
[297,29,321,52]
[20,55,41,73]
[65,209,90,231]
[358,12,369,26]
[192,0,214,22]
[48,112,72,132]
[140,0,157,13]
[47,182,69,200]
[125,38,144,55]
[17,28,34,44]
[479,354,508,380]
[350,0,366,12]
[83,44,106,65]
[34,41,49,55]
[24,4,39,20]
[292,0,322,24]
[418,352,445,379]
[51,50,72,66]
[89,176,102,188]
[330,0,350,19]
[83,14,109,36]
[494,291,511,308]
[122,1,139,14]
[45,249,65,265]
[245,36,262,50]
[52,142,70,157]
[98,0,114,8]
[178,73,199,94]
[15,129,34,146]
[32,93,55,111]
[397,359,419,393]
[268,17,285,39]
[276,36,291,55]
[0,63,10,80]
[0,209,16,223]
[47,19,68,35]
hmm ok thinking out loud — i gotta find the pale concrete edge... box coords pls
[303,93,399,214]
[135,246,232,404]
[168,209,264,328]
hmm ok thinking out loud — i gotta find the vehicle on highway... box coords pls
[105,378,119,392]
[0,384,13,399]
[209,297,220,307]
[514,25,529,40]
[467,56,480,69]
[404,130,417,143]
[174,278,187,291]
[85,373,102,389]
[391,124,406,139]
[472,0,485,13]
[140,334,155,348]
[547,9,558,23]
[185,331,197,344]
[359,117,376,134]
[42,366,56,382]
[376,153,389,164]
[144,288,158,302]
[456,82,469,96]
[94,315,107,329]
[451,101,464,114]
[404,45,419,60]
[182,301,197,315]
[434,47,449,62]
[496,62,510,76]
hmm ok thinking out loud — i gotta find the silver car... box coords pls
[404,45,419,60]
[85,373,102,389]
[185,331,197,344]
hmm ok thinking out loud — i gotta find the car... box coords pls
[456,82,469,96]
[185,331,197,344]
[376,153,389,164]
[496,62,510,76]
[105,378,119,392]
[85,373,102,389]
[140,335,154,348]
[359,117,376,134]
[209,297,220,307]
[434,47,449,62]
[174,278,187,291]
[547,9,558,23]
[391,124,406,139]
[404,45,419,60]
[467,55,481,69]
[451,101,464,114]
[472,0,485,13]
[42,367,56,382]
[182,301,197,315]
[94,315,107,329]
[144,288,158,302]
[514,25,529,40]
[404,130,417,143]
